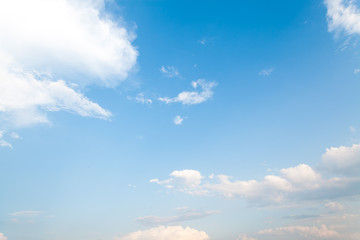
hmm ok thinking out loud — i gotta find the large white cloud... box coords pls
[115,225,210,240]
[0,0,137,86]
[321,144,360,176]
[325,0,360,35]
[0,0,137,130]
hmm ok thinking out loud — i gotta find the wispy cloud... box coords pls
[349,126,356,132]
[160,66,180,78]
[354,69,360,74]
[258,224,343,239]
[258,68,274,77]
[159,79,216,105]
[136,208,219,226]
[127,93,152,105]
[10,211,42,217]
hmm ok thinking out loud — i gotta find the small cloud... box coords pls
[199,38,207,45]
[354,69,360,74]
[159,79,216,105]
[160,66,180,78]
[0,140,12,149]
[325,202,344,211]
[236,235,258,240]
[350,126,356,132]
[10,132,21,139]
[128,184,136,188]
[136,208,219,226]
[127,93,152,105]
[10,211,42,217]
[174,116,185,125]
[258,68,274,77]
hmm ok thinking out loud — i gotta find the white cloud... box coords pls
[115,225,210,240]
[349,126,356,132]
[159,79,216,105]
[0,233,7,240]
[354,69,360,74]
[10,132,21,139]
[160,66,180,78]
[325,202,345,211]
[10,211,42,217]
[0,140,12,149]
[152,158,360,206]
[237,235,258,240]
[0,130,12,148]
[136,209,219,226]
[0,0,137,86]
[0,58,111,128]
[258,68,274,77]
[0,0,137,129]
[258,224,343,239]
[174,116,184,125]
[321,144,360,176]
[325,0,360,36]
[128,93,152,104]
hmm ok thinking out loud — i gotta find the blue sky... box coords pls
[1,0,360,240]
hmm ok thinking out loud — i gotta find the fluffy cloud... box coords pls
[0,233,7,240]
[151,170,205,194]
[115,225,209,240]
[151,161,360,206]
[0,0,137,86]
[0,0,137,129]
[160,66,180,78]
[321,144,360,176]
[325,0,360,35]
[158,79,216,105]
[136,208,219,226]
[258,224,342,239]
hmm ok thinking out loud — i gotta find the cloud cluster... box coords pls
[0,0,137,129]
[115,225,209,240]
[158,79,216,105]
[325,0,360,35]
[151,145,360,206]
[0,234,7,240]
